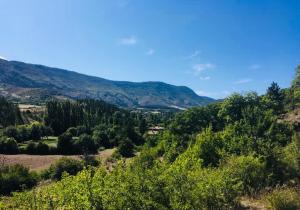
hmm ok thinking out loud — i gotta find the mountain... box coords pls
[0,58,215,108]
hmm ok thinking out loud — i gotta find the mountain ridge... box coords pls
[0,58,215,108]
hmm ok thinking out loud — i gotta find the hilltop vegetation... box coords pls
[1,66,300,209]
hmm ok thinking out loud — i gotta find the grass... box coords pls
[17,136,58,150]
[41,136,58,147]
[263,187,300,210]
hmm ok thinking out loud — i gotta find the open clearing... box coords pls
[0,148,115,171]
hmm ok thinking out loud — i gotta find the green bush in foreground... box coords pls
[0,164,37,196]
[5,154,268,209]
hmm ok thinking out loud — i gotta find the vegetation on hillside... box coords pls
[1,66,300,209]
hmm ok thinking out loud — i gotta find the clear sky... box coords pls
[0,0,299,99]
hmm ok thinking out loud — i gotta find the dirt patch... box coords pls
[0,149,116,171]
[281,108,300,124]
[239,197,266,210]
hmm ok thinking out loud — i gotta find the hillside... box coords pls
[0,59,214,108]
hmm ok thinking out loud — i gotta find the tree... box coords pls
[265,82,284,114]
[92,130,110,148]
[66,127,77,137]
[57,133,74,155]
[74,134,97,154]
[0,97,23,127]
[138,118,147,135]
[292,65,300,88]
[45,157,83,180]
[0,137,19,154]
[30,124,41,141]
[41,126,53,138]
[35,142,50,155]
[17,125,30,142]
[4,126,18,139]
[117,138,134,157]
[218,93,246,123]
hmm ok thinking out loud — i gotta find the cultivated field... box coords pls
[0,148,115,171]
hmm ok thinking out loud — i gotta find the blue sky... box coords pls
[0,0,299,99]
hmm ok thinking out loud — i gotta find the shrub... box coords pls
[24,142,36,154]
[74,134,98,154]
[194,128,223,167]
[3,126,18,139]
[117,138,134,157]
[16,125,30,142]
[265,187,300,210]
[223,155,266,195]
[0,137,19,154]
[66,127,77,137]
[81,154,100,167]
[92,130,110,148]
[76,125,89,136]
[24,142,50,155]
[30,124,42,140]
[57,132,74,154]
[35,142,50,155]
[41,126,53,137]
[0,164,37,195]
[44,157,84,180]
[282,134,300,177]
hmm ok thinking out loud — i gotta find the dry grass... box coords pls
[0,148,115,171]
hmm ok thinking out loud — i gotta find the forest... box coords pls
[1,66,300,209]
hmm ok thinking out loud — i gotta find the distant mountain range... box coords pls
[0,58,215,108]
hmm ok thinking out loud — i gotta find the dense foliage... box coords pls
[0,164,37,196]
[0,97,23,127]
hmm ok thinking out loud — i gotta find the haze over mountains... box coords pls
[0,59,214,108]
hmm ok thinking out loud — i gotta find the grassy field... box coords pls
[17,136,58,150]
[41,136,58,147]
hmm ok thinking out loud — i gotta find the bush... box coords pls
[223,155,266,195]
[76,125,89,136]
[57,133,74,154]
[0,164,37,195]
[193,128,223,167]
[3,126,18,139]
[35,142,50,154]
[24,142,50,155]
[282,134,300,177]
[81,154,100,167]
[0,137,19,154]
[16,125,30,142]
[265,187,300,210]
[74,134,98,154]
[117,138,134,157]
[44,157,84,180]
[30,124,42,140]
[66,127,77,137]
[92,130,110,148]
[24,142,36,154]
